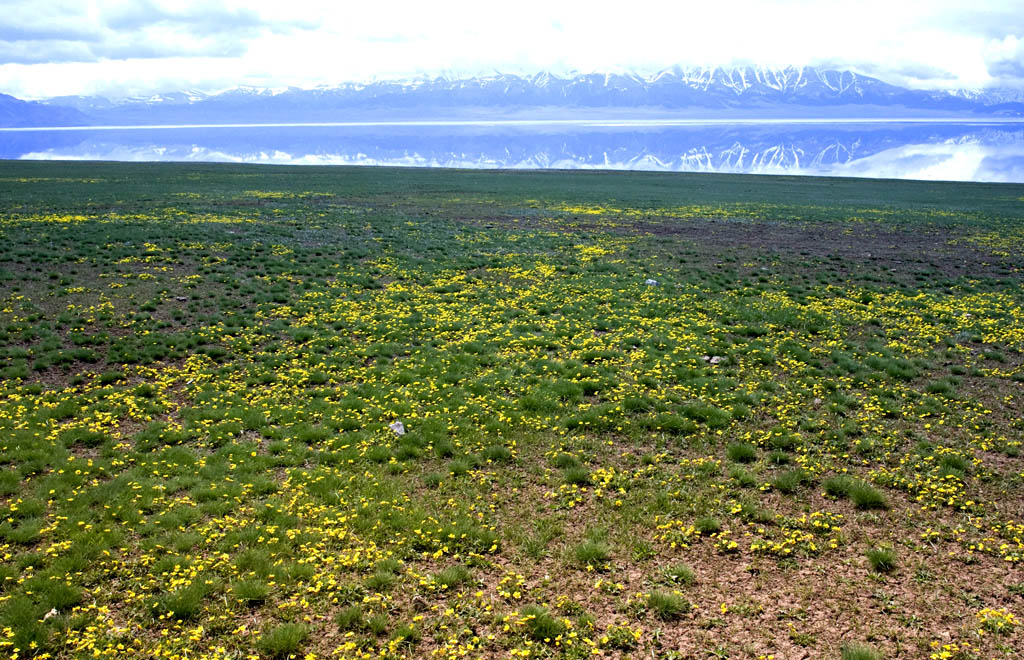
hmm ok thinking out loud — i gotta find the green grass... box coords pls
[726,442,758,463]
[553,454,581,469]
[773,468,810,494]
[562,465,592,485]
[153,582,211,621]
[481,444,513,462]
[335,604,364,631]
[824,475,888,509]
[823,474,856,498]
[366,613,389,636]
[601,625,639,650]
[257,622,308,659]
[232,579,270,605]
[392,622,420,647]
[365,570,398,592]
[0,160,1020,659]
[572,540,611,568]
[849,481,888,510]
[647,590,690,620]
[660,563,696,585]
[866,547,897,574]
[39,581,82,611]
[520,605,566,642]
[695,516,722,535]
[729,466,758,488]
[433,564,472,590]
[0,597,48,654]
[841,642,882,660]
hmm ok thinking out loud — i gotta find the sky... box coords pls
[1,0,1023,100]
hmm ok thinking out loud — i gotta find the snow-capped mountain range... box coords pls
[4,66,1024,127]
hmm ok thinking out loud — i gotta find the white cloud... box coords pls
[984,35,1024,82]
[0,0,1020,98]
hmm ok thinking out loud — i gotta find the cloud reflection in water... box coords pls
[7,121,1024,183]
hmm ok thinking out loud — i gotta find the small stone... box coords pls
[388,421,406,436]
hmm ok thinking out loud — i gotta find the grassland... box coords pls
[0,160,1022,659]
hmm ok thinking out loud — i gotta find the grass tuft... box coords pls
[563,466,591,485]
[335,605,363,631]
[773,468,809,494]
[849,481,888,510]
[434,564,472,590]
[823,474,855,498]
[661,563,695,585]
[257,622,308,659]
[232,579,270,605]
[695,516,722,535]
[572,540,610,568]
[866,547,897,573]
[647,590,690,620]
[520,605,566,641]
[726,442,757,463]
[153,583,210,621]
[841,642,882,660]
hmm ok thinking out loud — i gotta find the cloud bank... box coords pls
[0,0,1021,99]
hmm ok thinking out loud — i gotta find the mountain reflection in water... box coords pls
[3,121,1023,183]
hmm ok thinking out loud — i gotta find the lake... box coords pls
[2,119,1023,182]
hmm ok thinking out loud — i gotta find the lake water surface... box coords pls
[2,120,1023,183]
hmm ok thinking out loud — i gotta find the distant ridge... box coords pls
[7,67,1024,127]
[0,93,88,128]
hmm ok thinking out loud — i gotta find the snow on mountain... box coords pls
[124,91,211,106]
[947,87,1024,104]
[166,66,1005,112]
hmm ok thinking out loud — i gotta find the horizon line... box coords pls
[4,117,1024,132]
